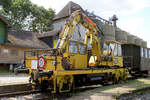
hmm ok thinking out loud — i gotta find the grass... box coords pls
[53,78,150,100]
[115,91,121,99]
[71,78,150,99]
[0,70,13,75]
[135,82,150,90]
[94,79,150,93]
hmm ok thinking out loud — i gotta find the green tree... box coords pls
[0,0,11,11]
[29,5,55,33]
[0,0,55,33]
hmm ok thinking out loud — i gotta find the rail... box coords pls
[0,89,41,97]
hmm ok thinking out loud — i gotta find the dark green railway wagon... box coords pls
[122,44,149,75]
[122,44,140,70]
[0,18,8,43]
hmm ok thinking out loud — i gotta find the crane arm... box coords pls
[57,10,101,65]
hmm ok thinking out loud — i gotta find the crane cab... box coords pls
[101,41,123,67]
[63,40,88,69]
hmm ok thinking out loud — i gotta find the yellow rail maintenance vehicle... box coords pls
[18,10,129,93]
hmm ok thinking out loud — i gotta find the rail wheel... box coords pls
[57,75,73,93]
[121,69,129,81]
[113,72,120,84]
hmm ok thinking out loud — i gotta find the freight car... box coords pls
[122,43,150,76]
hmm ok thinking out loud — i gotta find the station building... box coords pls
[0,16,49,70]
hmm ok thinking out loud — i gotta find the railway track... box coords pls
[0,89,41,98]
[0,75,149,99]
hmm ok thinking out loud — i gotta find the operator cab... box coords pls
[101,41,123,67]
[60,40,88,69]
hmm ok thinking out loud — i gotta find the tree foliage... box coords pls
[0,0,55,33]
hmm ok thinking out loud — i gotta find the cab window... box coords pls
[69,41,77,53]
[114,44,118,56]
[118,44,122,56]
[79,44,86,54]
[103,43,115,56]
[109,43,115,56]
[113,44,122,56]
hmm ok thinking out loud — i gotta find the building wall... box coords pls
[53,18,68,30]
[0,44,32,64]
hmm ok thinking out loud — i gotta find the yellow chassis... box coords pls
[32,68,129,93]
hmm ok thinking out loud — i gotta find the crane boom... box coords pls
[56,10,101,65]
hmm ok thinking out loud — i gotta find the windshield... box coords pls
[103,43,115,56]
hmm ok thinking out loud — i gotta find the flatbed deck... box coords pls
[54,68,127,76]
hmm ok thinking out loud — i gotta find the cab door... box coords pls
[68,41,78,69]
[77,43,87,69]
[69,41,87,69]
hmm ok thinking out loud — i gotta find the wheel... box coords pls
[113,74,119,84]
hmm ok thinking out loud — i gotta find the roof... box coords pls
[7,29,49,49]
[53,1,83,20]
[0,16,11,27]
[104,40,121,44]
[38,29,60,38]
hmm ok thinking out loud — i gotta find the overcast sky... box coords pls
[31,0,150,47]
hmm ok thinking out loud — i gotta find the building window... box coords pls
[11,50,18,56]
[3,49,8,53]
[31,52,36,56]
